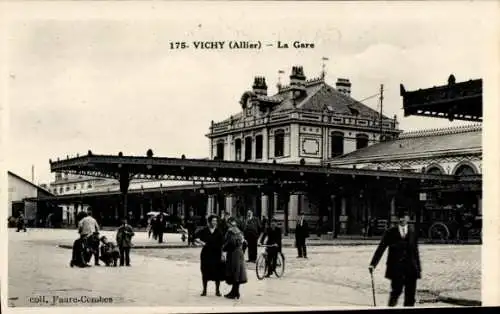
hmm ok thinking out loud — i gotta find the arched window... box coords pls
[331,132,344,157]
[234,138,242,161]
[454,164,475,176]
[356,133,369,150]
[274,129,285,157]
[426,167,443,175]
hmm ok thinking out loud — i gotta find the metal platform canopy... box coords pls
[400,75,482,122]
[49,151,458,218]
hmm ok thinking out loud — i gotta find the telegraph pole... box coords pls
[379,84,384,141]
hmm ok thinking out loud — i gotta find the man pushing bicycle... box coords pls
[259,218,282,277]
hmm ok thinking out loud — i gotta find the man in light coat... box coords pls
[78,209,100,266]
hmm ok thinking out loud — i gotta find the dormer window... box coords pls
[245,97,253,116]
[348,106,359,116]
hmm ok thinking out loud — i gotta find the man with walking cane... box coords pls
[368,212,422,307]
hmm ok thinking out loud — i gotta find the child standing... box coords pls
[116,219,135,267]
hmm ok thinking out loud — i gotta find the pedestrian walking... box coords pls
[151,215,160,241]
[147,216,153,239]
[219,211,230,236]
[368,212,422,307]
[156,214,166,244]
[16,212,27,232]
[195,215,225,297]
[243,210,260,263]
[116,218,135,267]
[222,217,247,299]
[295,213,309,258]
[184,209,197,246]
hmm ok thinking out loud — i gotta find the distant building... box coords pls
[325,125,482,234]
[7,171,53,225]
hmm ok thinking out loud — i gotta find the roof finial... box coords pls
[277,70,284,91]
[321,57,329,80]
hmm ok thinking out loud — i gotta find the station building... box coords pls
[38,66,482,238]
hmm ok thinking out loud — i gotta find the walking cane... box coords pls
[369,269,377,307]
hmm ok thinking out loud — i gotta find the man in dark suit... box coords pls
[295,213,309,258]
[243,210,261,263]
[260,218,282,277]
[368,212,421,307]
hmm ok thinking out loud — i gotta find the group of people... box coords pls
[193,210,291,300]
[70,209,135,268]
[147,213,168,243]
[67,207,420,307]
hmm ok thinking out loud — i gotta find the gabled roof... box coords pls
[274,79,387,120]
[327,124,482,165]
[8,171,54,196]
[220,77,391,124]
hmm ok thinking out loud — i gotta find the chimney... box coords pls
[252,76,268,96]
[290,66,306,88]
[336,78,351,96]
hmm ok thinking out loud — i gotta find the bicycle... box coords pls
[255,244,285,280]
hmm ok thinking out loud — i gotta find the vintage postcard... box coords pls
[1,1,499,313]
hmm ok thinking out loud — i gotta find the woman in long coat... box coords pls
[194,214,225,296]
[222,217,248,299]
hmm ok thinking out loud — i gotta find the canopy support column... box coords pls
[119,170,131,220]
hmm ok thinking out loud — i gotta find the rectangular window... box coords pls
[216,142,224,160]
[235,139,242,161]
[255,135,263,159]
[331,132,344,157]
[244,137,252,161]
[274,130,285,157]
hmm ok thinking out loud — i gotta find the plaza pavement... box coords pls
[8,229,480,308]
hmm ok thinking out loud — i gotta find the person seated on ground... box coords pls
[70,233,92,268]
[99,236,120,267]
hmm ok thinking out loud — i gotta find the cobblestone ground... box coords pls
[8,229,478,308]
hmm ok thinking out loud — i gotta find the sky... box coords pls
[1,1,497,185]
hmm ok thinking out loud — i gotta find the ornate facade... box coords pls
[204,65,404,229]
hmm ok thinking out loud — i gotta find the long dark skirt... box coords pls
[225,247,248,285]
[201,249,225,281]
[71,238,91,267]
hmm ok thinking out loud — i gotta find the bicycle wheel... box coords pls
[274,252,285,278]
[256,254,267,280]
